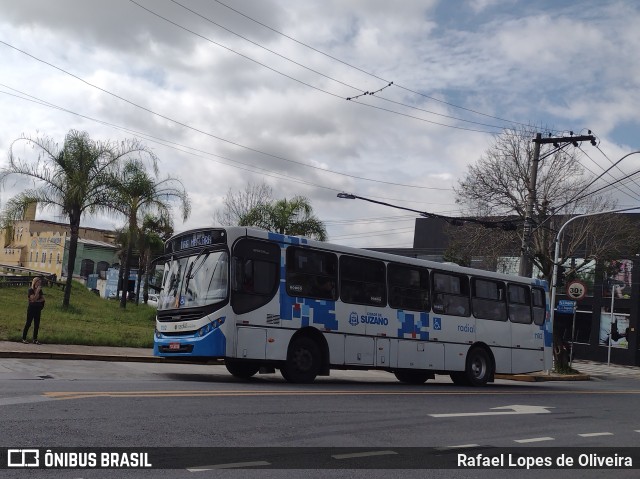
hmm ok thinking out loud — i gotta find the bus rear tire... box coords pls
[225,359,260,379]
[464,347,493,387]
[281,336,321,384]
[394,370,431,384]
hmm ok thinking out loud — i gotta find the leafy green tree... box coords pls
[108,159,190,308]
[0,130,157,307]
[240,195,327,241]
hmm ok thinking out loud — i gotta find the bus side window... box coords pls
[532,287,546,325]
[231,239,280,315]
[340,255,386,306]
[388,263,430,311]
[432,272,470,317]
[508,284,532,324]
[472,278,507,321]
[285,247,337,300]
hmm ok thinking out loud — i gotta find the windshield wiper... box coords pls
[184,249,211,293]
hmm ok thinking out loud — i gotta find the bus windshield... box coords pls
[158,250,228,311]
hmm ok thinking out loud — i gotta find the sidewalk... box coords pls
[0,340,159,363]
[0,341,604,382]
[2,339,639,381]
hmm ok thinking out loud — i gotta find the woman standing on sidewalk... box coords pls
[22,276,45,344]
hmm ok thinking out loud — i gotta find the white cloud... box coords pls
[1,0,639,248]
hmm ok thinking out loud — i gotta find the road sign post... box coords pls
[566,280,586,301]
[556,299,578,367]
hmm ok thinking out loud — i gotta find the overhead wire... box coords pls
[128,0,501,134]
[330,226,415,240]
[211,0,546,131]
[0,39,451,190]
[596,145,640,192]
[0,84,459,208]
[1,84,463,243]
[167,0,508,132]
[577,146,640,203]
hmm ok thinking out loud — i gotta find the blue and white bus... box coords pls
[153,227,552,386]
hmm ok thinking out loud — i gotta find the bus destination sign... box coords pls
[169,230,226,253]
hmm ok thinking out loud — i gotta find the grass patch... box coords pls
[0,281,156,348]
[553,365,580,375]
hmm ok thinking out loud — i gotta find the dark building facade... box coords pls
[372,216,640,367]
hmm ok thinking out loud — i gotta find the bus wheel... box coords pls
[465,347,492,387]
[282,336,321,384]
[394,370,431,384]
[225,359,260,379]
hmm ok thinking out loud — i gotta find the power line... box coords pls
[166,0,508,132]
[129,0,501,134]
[0,39,450,190]
[533,149,640,235]
[577,146,640,203]
[337,192,520,230]
[211,0,540,130]
[0,84,459,208]
[596,145,640,193]
[330,226,415,240]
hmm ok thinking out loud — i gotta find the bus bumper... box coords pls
[154,328,226,358]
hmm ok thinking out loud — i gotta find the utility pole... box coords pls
[518,133,596,277]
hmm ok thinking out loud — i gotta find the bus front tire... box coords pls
[225,359,260,379]
[281,336,321,384]
[464,347,492,386]
[394,370,431,384]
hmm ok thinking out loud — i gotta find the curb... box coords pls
[496,373,590,382]
[0,351,221,365]
[2,349,591,381]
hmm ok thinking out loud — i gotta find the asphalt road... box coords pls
[1,359,639,479]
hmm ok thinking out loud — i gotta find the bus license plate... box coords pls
[169,342,180,350]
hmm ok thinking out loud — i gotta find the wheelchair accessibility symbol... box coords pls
[433,317,442,330]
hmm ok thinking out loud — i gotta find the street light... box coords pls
[549,206,640,369]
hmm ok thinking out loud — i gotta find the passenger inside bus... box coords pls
[312,277,335,299]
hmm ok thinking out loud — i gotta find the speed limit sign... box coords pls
[566,280,586,301]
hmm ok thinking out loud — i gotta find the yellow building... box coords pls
[0,204,118,278]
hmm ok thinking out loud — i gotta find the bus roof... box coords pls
[168,226,547,288]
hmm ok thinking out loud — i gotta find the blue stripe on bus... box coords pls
[268,232,308,245]
[273,237,338,330]
[153,327,226,357]
[280,294,338,330]
[397,310,430,340]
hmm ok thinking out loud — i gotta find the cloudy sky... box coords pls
[1,0,639,248]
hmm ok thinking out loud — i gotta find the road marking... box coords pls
[332,451,397,460]
[40,389,640,401]
[578,432,613,437]
[187,461,270,471]
[0,395,55,407]
[514,437,554,443]
[429,404,553,418]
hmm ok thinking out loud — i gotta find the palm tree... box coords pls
[0,130,158,307]
[108,159,190,308]
[240,195,327,241]
[136,214,173,304]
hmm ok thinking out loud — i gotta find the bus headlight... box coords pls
[196,317,226,337]
[155,329,162,339]
[197,323,213,337]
